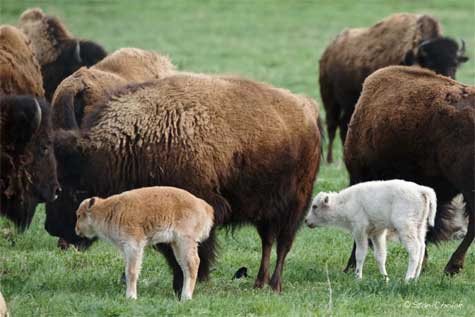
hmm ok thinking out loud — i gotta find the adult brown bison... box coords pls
[18,8,107,101]
[344,66,474,275]
[48,74,322,294]
[0,25,43,97]
[320,13,469,163]
[0,25,60,229]
[52,48,176,130]
[1,96,61,229]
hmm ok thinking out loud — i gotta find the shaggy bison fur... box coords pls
[48,73,322,294]
[0,25,44,97]
[319,13,468,163]
[344,66,474,275]
[51,48,176,130]
[18,8,107,100]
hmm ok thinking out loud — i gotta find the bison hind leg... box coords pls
[197,228,218,281]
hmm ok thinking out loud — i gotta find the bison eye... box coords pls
[41,145,49,155]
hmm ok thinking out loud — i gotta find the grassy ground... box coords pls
[1,0,474,316]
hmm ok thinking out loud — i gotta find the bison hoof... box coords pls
[254,278,267,289]
[343,265,355,273]
[444,263,463,275]
[269,278,281,293]
[57,238,70,250]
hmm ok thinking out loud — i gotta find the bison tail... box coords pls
[317,116,325,158]
[426,194,466,244]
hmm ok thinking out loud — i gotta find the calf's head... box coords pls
[305,192,334,228]
[75,197,98,239]
[403,37,469,79]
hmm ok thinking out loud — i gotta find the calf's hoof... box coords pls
[444,262,463,275]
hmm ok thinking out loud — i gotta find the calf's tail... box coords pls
[423,189,437,227]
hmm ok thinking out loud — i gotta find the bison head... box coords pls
[42,40,107,101]
[403,37,469,79]
[45,129,93,248]
[0,96,61,229]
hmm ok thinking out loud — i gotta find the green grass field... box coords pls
[1,1,474,316]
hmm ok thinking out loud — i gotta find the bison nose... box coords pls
[54,187,62,201]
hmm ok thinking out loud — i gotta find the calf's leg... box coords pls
[371,231,388,280]
[155,244,183,297]
[172,238,200,301]
[124,241,145,299]
[354,233,369,279]
[399,229,421,281]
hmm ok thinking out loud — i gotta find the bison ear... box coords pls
[322,194,331,207]
[402,50,415,66]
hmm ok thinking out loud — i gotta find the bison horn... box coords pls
[74,40,82,63]
[459,39,466,56]
[32,99,42,133]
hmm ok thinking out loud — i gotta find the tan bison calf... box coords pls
[52,48,176,129]
[0,291,7,317]
[75,187,214,300]
[319,13,468,163]
[344,65,474,275]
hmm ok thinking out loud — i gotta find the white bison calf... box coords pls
[75,187,214,300]
[305,180,436,281]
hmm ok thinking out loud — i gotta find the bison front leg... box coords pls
[155,243,183,297]
[254,224,274,288]
[269,228,296,293]
[343,242,357,273]
[445,194,474,275]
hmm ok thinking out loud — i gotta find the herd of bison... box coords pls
[0,8,473,301]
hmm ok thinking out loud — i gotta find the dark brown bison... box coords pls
[51,48,176,130]
[0,24,60,229]
[0,25,44,97]
[1,96,61,229]
[18,8,107,101]
[319,13,469,163]
[344,66,474,275]
[48,73,322,294]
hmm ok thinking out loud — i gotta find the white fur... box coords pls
[305,179,437,281]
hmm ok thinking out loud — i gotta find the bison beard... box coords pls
[49,74,322,294]
[343,66,474,275]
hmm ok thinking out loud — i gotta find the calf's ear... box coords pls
[322,194,330,206]
[87,197,96,210]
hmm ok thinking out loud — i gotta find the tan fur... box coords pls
[0,25,44,96]
[75,186,214,300]
[18,8,73,65]
[0,291,7,317]
[51,48,176,129]
[320,13,442,78]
